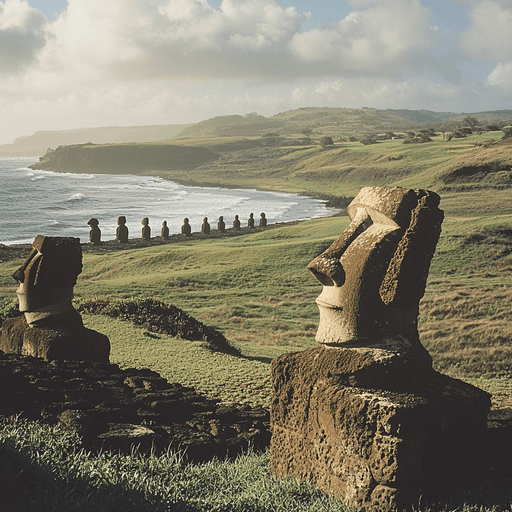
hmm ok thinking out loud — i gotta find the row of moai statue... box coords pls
[87,213,268,244]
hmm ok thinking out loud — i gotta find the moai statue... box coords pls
[181,218,192,236]
[0,236,110,362]
[233,215,241,230]
[217,216,226,233]
[201,217,210,235]
[141,217,151,240]
[161,220,170,240]
[259,212,267,227]
[271,187,490,512]
[247,213,255,228]
[87,218,101,245]
[116,216,129,243]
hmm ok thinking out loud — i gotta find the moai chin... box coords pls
[271,187,491,512]
[0,236,110,362]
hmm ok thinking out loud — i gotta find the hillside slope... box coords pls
[0,124,191,157]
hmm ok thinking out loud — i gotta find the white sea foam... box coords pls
[0,158,335,245]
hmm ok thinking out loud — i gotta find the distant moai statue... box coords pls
[0,236,110,362]
[201,217,210,235]
[259,212,267,227]
[233,215,241,230]
[87,218,101,244]
[116,216,129,243]
[141,217,151,240]
[218,216,226,233]
[161,220,169,240]
[247,213,255,228]
[181,218,192,236]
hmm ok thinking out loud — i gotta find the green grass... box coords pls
[2,136,512,510]
[0,416,354,512]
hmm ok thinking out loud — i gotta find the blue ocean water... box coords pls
[0,157,334,245]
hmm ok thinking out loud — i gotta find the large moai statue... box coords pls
[233,215,241,230]
[259,212,267,227]
[141,217,151,240]
[116,216,129,243]
[0,236,110,363]
[271,187,491,511]
[87,218,101,245]
[247,213,255,228]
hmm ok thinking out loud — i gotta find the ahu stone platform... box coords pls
[0,351,270,461]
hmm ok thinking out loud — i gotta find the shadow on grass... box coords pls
[0,446,200,512]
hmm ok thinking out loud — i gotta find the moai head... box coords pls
[219,216,223,221]
[12,236,82,324]
[308,187,444,346]
[142,217,149,226]
[260,212,266,219]
[118,216,126,226]
[183,218,189,224]
[203,217,208,223]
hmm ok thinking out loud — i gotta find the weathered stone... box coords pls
[259,212,267,227]
[307,186,444,347]
[271,345,491,511]
[0,351,270,461]
[271,186,491,511]
[116,216,129,243]
[141,217,151,240]
[217,216,225,233]
[0,236,110,363]
[233,215,241,230]
[181,218,191,236]
[201,217,210,235]
[161,220,169,239]
[247,213,255,228]
[87,218,101,244]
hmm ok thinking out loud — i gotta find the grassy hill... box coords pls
[2,107,512,511]
[0,124,191,157]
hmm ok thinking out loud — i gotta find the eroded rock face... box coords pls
[271,345,490,511]
[271,186,491,511]
[0,236,110,363]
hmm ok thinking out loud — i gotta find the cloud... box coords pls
[459,0,512,61]
[0,0,48,73]
[26,0,441,83]
[487,62,512,90]
[289,0,438,75]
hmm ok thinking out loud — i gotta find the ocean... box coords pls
[0,157,334,245]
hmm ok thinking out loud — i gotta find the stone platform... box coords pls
[271,344,493,511]
[0,351,269,462]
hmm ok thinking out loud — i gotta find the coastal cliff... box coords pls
[30,143,220,174]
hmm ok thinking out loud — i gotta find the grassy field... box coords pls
[1,126,512,510]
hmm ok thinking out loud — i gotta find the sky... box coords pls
[0,0,511,143]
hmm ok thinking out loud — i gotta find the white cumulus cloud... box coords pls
[0,0,48,73]
[459,0,512,61]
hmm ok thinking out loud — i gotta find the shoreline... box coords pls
[0,218,323,263]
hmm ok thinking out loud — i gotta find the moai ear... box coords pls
[379,191,444,307]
